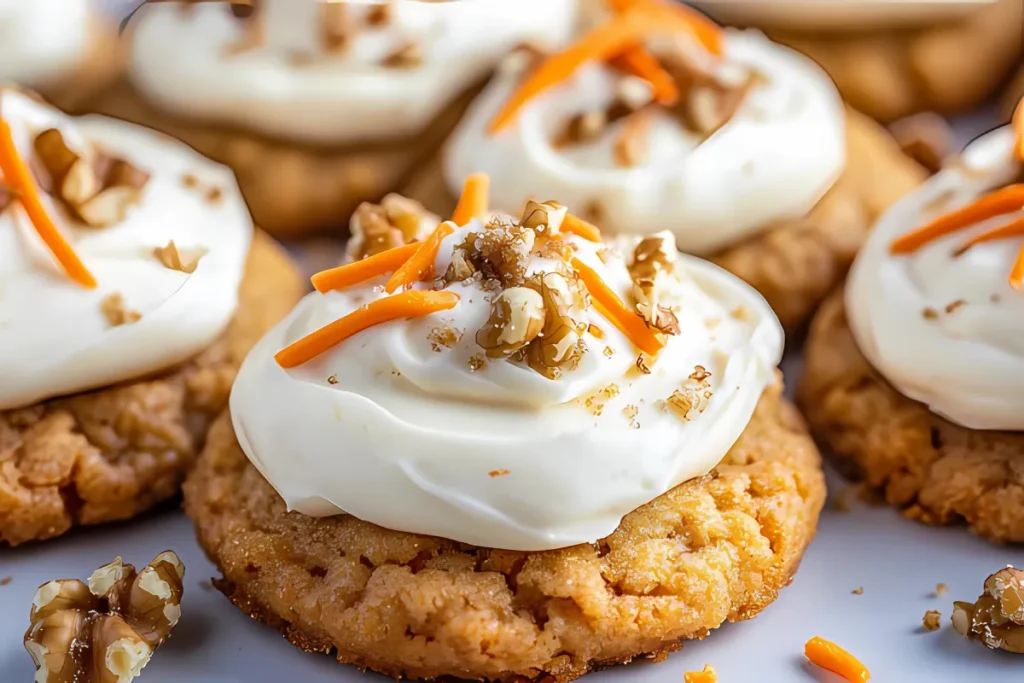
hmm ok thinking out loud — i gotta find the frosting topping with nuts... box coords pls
[0,89,252,410]
[444,2,845,254]
[0,0,92,88]
[846,112,1024,431]
[127,0,577,145]
[230,182,782,551]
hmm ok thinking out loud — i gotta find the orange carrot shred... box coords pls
[311,243,419,293]
[890,184,1024,254]
[488,9,666,134]
[274,290,460,369]
[804,636,870,682]
[1011,245,1024,290]
[451,173,490,226]
[0,118,96,288]
[611,45,679,106]
[683,664,718,683]
[562,213,602,242]
[571,257,663,356]
[384,221,456,294]
[1013,97,1023,162]
[952,216,1024,256]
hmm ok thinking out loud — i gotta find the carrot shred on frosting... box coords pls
[611,46,679,106]
[890,184,1024,254]
[451,173,490,226]
[1013,97,1023,161]
[311,243,419,293]
[274,290,460,369]
[571,257,663,355]
[0,119,96,288]
[562,213,602,242]
[953,216,1024,256]
[804,636,870,682]
[1011,248,1024,289]
[384,221,456,294]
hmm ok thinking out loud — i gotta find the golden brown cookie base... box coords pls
[763,0,1023,121]
[37,16,125,114]
[86,79,483,239]
[404,109,925,330]
[0,233,304,547]
[1003,68,1024,121]
[797,291,1024,544]
[183,384,825,681]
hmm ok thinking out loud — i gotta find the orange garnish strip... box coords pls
[1012,97,1023,162]
[804,636,870,682]
[890,184,1024,254]
[384,221,456,294]
[0,119,96,288]
[274,290,460,369]
[611,45,679,106]
[953,216,1024,256]
[683,664,718,683]
[571,257,663,356]
[451,173,490,226]
[1012,248,1024,289]
[561,213,602,242]
[311,243,419,293]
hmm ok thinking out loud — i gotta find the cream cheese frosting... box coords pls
[231,197,783,551]
[127,0,577,146]
[0,0,91,87]
[444,27,846,254]
[847,124,1024,431]
[0,89,253,410]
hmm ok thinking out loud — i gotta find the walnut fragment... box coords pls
[25,552,185,683]
[952,566,1024,653]
[154,240,204,274]
[100,292,141,327]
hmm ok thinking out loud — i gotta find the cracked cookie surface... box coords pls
[798,292,1024,544]
[183,383,824,682]
[0,232,304,546]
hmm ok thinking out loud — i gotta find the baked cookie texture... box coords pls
[0,233,304,547]
[798,292,1024,544]
[763,0,1023,121]
[87,79,482,239]
[184,383,825,682]
[37,16,125,115]
[1005,68,1024,120]
[405,109,926,330]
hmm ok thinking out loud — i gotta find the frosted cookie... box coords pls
[0,88,304,546]
[799,101,1024,543]
[408,0,926,329]
[697,0,1023,121]
[91,0,578,238]
[184,175,825,680]
[0,0,123,112]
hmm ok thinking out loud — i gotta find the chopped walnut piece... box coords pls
[320,1,350,53]
[427,323,463,352]
[665,389,693,421]
[447,221,536,289]
[100,293,141,327]
[367,2,391,26]
[616,75,655,112]
[662,44,753,137]
[477,287,545,358]
[613,108,654,168]
[25,552,184,683]
[952,566,1024,653]
[922,307,940,320]
[153,241,204,274]
[689,365,711,383]
[348,195,430,261]
[382,41,423,68]
[555,110,607,147]
[229,0,256,19]
[852,586,864,595]
[923,610,942,631]
[224,2,263,55]
[636,354,652,375]
[524,273,586,379]
[890,113,953,175]
[518,199,568,238]
[468,353,487,373]
[936,583,948,597]
[327,374,338,385]
[629,233,681,335]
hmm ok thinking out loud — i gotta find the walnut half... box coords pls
[629,232,681,336]
[25,552,185,683]
[952,566,1024,653]
[476,286,545,358]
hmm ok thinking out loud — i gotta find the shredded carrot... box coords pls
[571,257,663,356]
[384,221,456,294]
[890,184,1024,254]
[274,290,460,369]
[683,664,718,683]
[489,9,665,134]
[1013,97,1023,162]
[0,119,96,288]
[610,0,723,56]
[804,636,870,682]
[562,213,602,242]
[952,216,1024,256]
[1011,246,1024,289]
[611,45,679,106]
[451,173,490,226]
[311,243,419,293]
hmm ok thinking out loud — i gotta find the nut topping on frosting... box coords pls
[24,552,184,683]
[347,194,433,261]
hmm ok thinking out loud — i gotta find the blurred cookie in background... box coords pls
[693,0,1023,121]
[0,0,124,113]
[91,0,579,239]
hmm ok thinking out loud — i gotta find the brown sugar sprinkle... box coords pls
[603,345,615,358]
[153,240,203,274]
[729,305,748,321]
[588,323,605,339]
[922,307,940,320]
[935,583,948,597]
[327,374,339,385]
[468,353,487,372]
[945,299,967,314]
[689,365,711,383]
[923,610,942,631]
[622,403,640,429]
[427,324,462,352]
[488,469,511,478]
[100,292,141,327]
[205,186,223,203]
[382,41,423,68]
[665,389,693,420]
[636,353,652,375]
[600,383,620,399]
[852,586,864,595]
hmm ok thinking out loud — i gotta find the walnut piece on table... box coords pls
[952,566,1024,653]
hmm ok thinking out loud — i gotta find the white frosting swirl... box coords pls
[231,222,783,550]
[444,29,846,254]
[847,126,1024,431]
[0,89,253,410]
[0,0,91,87]
[128,0,577,146]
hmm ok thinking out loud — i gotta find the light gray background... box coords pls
[4,3,1023,682]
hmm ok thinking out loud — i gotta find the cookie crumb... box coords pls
[990,293,1002,303]
[205,186,223,203]
[327,374,338,385]
[0,576,11,586]
[852,586,864,595]
[922,307,939,320]
[488,469,510,478]
[683,663,717,683]
[468,354,486,373]
[944,299,967,314]
[832,484,860,512]
[922,610,942,631]
[935,583,948,597]
[100,292,141,327]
